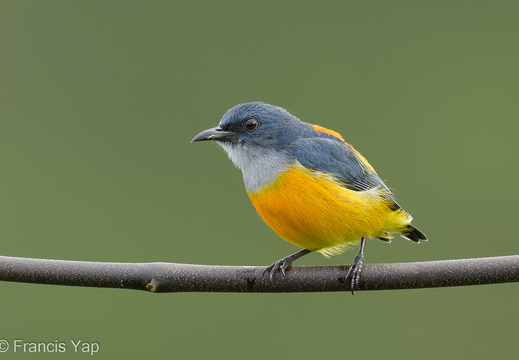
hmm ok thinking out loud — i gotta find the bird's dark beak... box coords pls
[191,127,236,143]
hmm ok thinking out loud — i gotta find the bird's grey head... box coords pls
[191,102,310,191]
[191,101,309,157]
[220,102,305,146]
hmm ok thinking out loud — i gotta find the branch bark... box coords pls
[0,255,517,293]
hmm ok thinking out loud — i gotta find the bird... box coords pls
[191,102,427,292]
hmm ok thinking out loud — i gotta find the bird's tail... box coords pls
[400,225,428,243]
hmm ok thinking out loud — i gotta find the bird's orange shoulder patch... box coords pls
[312,125,345,141]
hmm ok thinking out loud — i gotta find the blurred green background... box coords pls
[1,1,518,359]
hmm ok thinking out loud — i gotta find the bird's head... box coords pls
[191,102,306,150]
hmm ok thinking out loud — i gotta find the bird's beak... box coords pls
[191,127,236,143]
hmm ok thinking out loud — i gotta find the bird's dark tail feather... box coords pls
[401,225,427,243]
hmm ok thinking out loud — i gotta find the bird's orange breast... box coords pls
[247,163,411,256]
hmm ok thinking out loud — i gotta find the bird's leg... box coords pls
[263,249,312,283]
[346,237,367,294]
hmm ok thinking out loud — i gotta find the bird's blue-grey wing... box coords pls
[290,136,401,210]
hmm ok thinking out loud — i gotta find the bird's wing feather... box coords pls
[290,136,401,210]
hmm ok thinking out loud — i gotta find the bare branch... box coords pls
[0,255,517,293]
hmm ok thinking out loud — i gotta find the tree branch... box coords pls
[0,255,518,293]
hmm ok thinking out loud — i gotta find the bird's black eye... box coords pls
[244,117,259,131]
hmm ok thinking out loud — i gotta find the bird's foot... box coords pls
[262,249,312,284]
[263,256,294,284]
[346,252,364,294]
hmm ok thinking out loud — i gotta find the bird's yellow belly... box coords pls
[247,164,409,256]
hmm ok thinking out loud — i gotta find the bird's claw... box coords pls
[346,253,364,294]
[263,257,293,284]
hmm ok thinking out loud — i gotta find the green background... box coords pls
[1,1,518,359]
